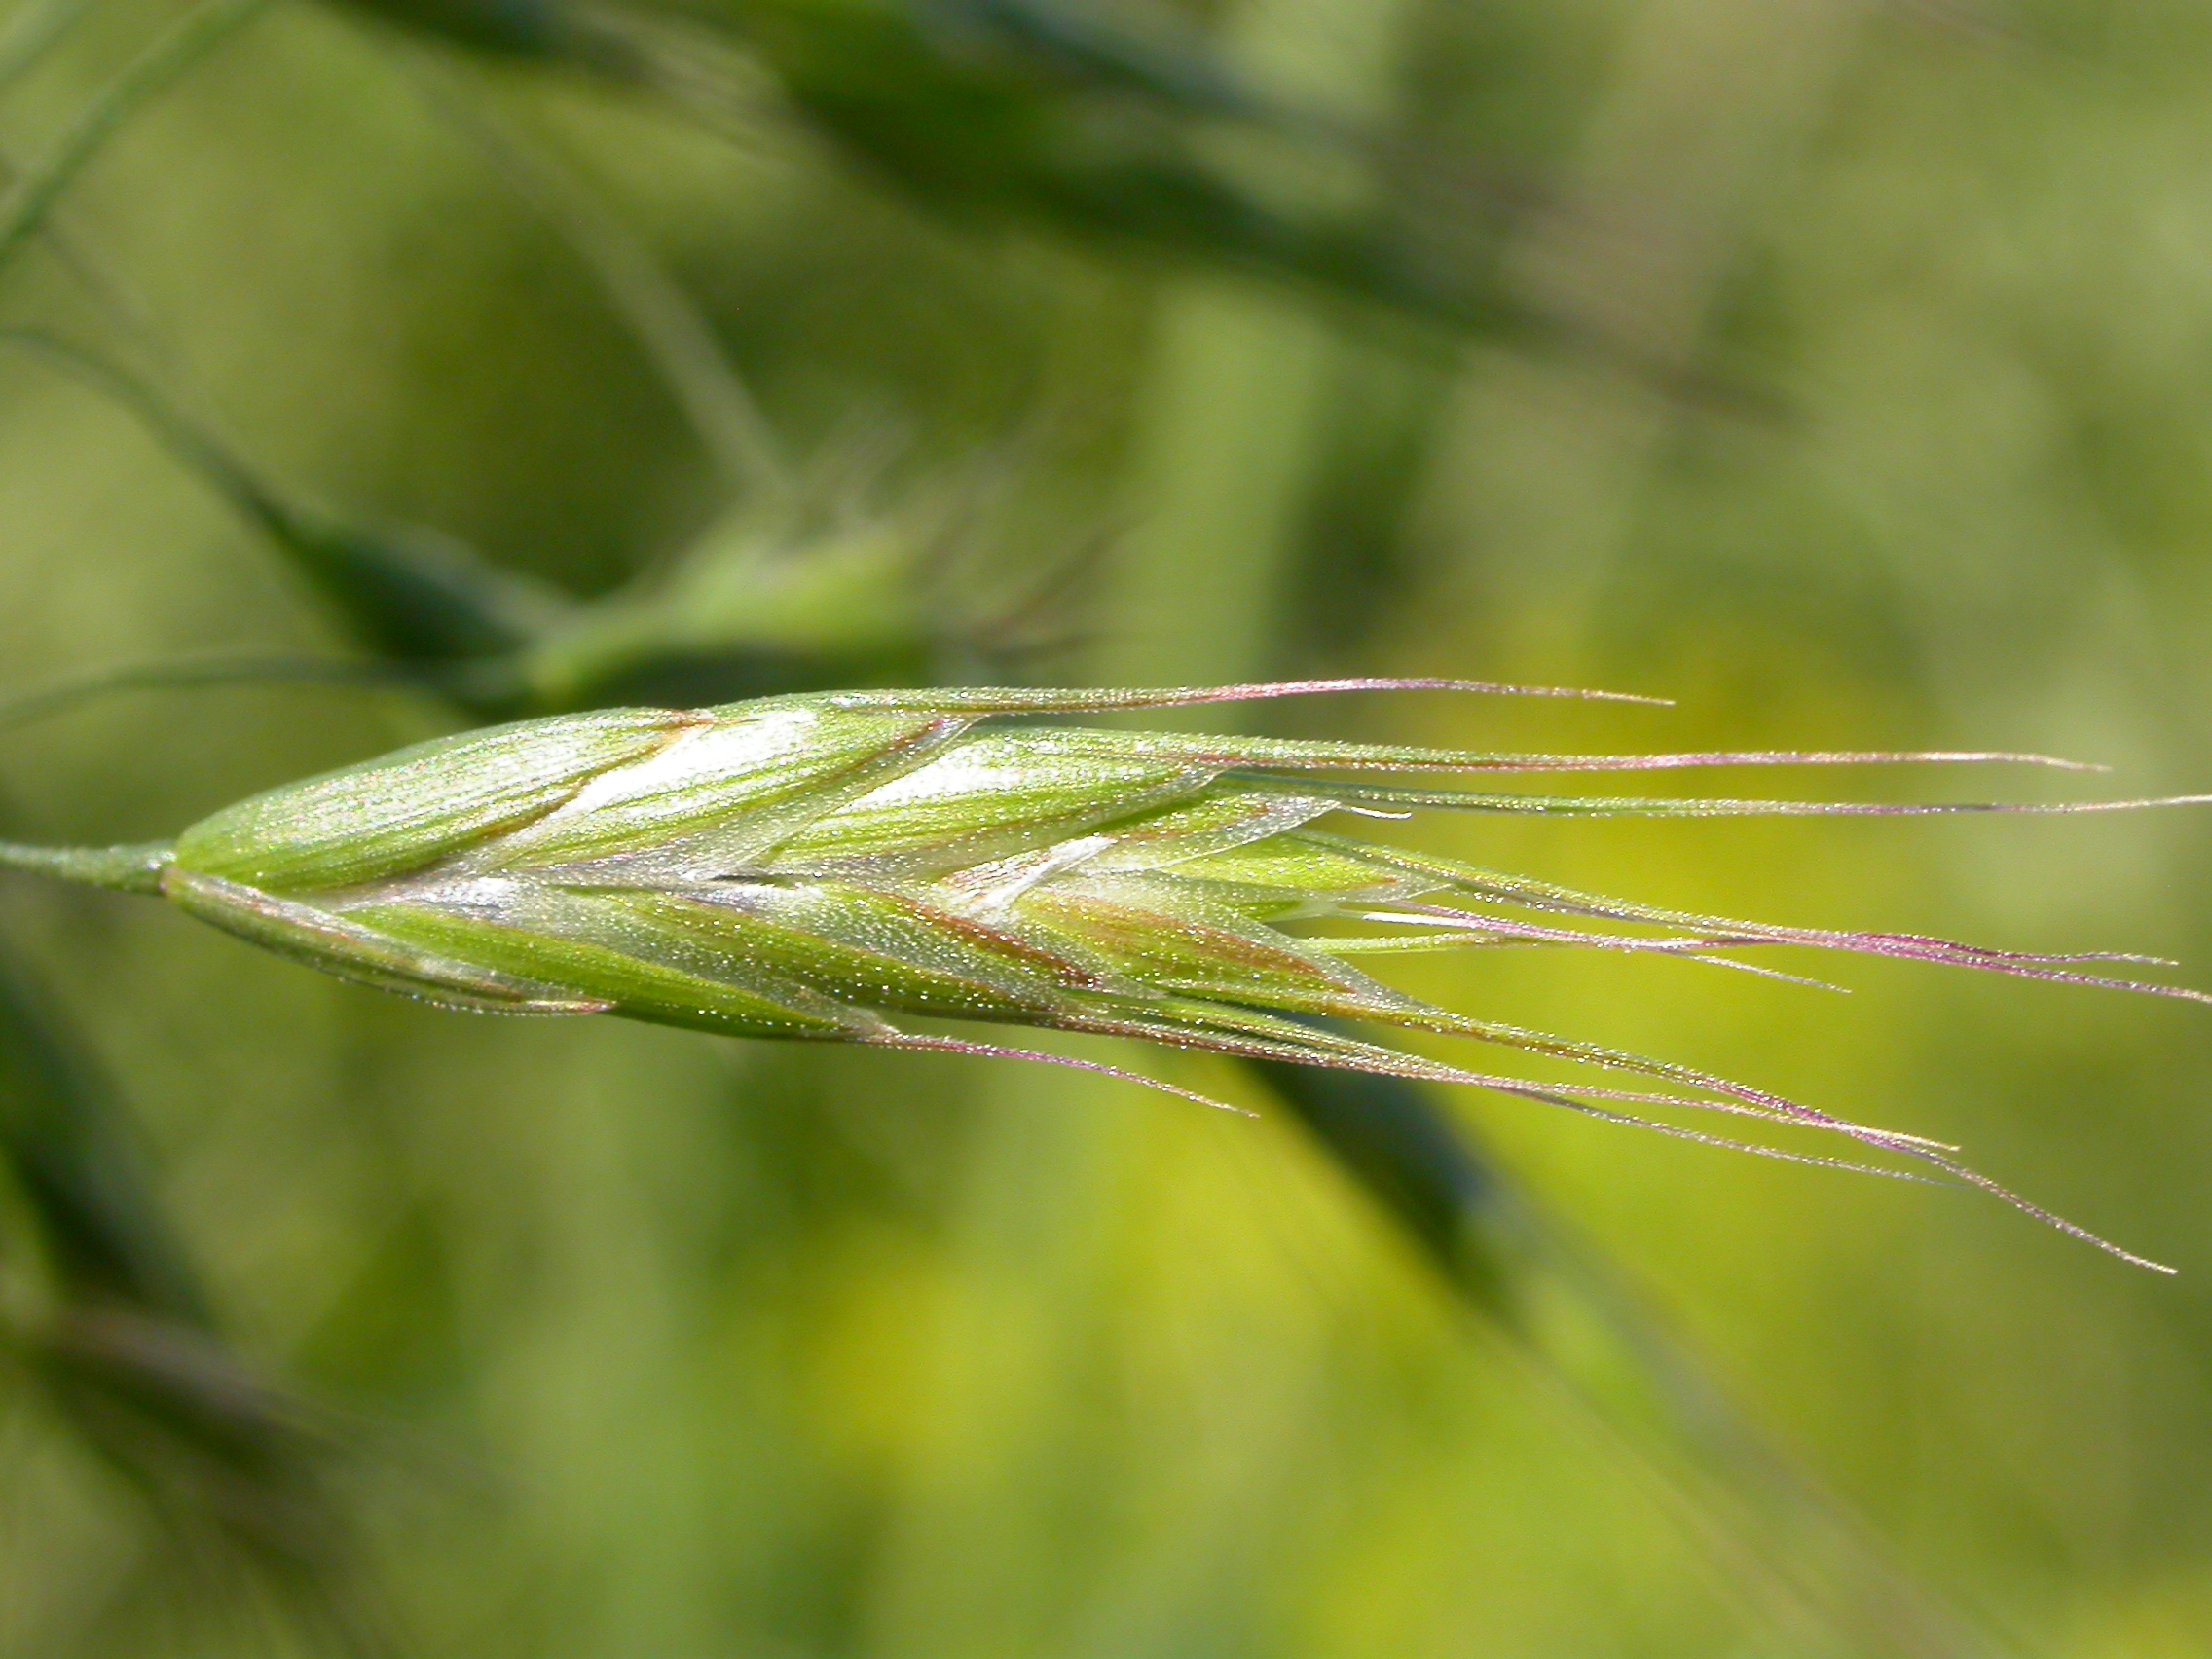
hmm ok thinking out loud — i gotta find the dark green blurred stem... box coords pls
[0,948,202,1313]
[0,947,388,1655]
[0,330,567,669]
[0,0,277,270]
[1246,1051,2012,1659]
[321,0,1789,412]
[393,50,794,505]
[0,654,454,734]
[0,332,953,711]
[0,0,98,91]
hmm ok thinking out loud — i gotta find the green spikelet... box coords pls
[7,680,2206,1268]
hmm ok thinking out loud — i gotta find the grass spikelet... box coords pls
[3,680,2200,1271]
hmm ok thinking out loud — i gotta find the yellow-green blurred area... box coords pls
[3,0,2212,1652]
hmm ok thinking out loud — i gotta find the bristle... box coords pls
[812,676,1671,711]
[1308,835,2212,1003]
[1300,786,2212,816]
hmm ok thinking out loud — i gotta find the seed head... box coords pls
[10,679,2203,1269]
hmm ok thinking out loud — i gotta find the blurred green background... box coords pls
[2,0,2211,1652]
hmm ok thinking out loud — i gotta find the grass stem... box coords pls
[0,839,170,893]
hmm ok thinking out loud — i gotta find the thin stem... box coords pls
[0,840,171,893]
[0,0,276,274]
[398,52,793,505]
[0,0,98,91]
[0,652,445,733]
[0,0,174,342]
[0,329,566,665]
[0,328,307,541]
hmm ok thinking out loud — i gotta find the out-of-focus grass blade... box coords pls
[0,944,203,1319]
[1244,1047,2012,1659]
[0,329,569,669]
[0,948,388,1655]
[0,0,278,271]
[393,49,793,505]
[11,1308,389,1656]
[0,0,99,91]
[0,328,1046,709]
[0,653,447,735]
[333,0,1556,344]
